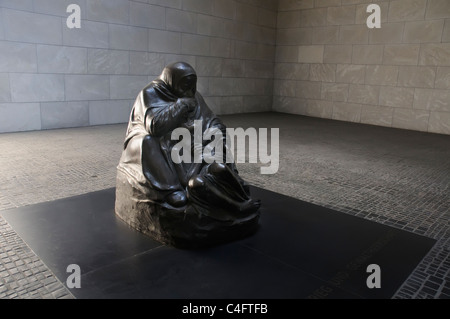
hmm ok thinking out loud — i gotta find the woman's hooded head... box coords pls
[160,62,197,98]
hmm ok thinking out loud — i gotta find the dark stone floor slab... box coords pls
[245,188,437,299]
[77,244,359,299]
[0,189,161,280]
[0,187,436,299]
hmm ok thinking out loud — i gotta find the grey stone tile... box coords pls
[197,14,224,37]
[274,63,310,80]
[259,0,279,11]
[243,95,272,113]
[332,102,361,123]
[300,8,328,27]
[0,41,38,73]
[33,0,87,17]
[0,103,41,133]
[297,81,322,99]
[210,38,231,58]
[443,19,450,43]
[183,0,213,15]
[194,57,223,77]
[324,45,352,64]
[379,87,415,108]
[258,7,277,28]
[310,64,336,82]
[428,111,450,135]
[3,9,62,45]
[88,49,129,75]
[414,88,450,112]
[130,2,165,29]
[348,84,380,105]
[276,46,299,63]
[277,28,313,46]
[338,25,368,44]
[305,99,333,118]
[239,78,273,96]
[37,45,87,74]
[365,65,398,86]
[383,45,420,66]
[220,96,243,115]
[197,76,209,96]
[256,43,276,62]
[203,96,221,114]
[209,78,236,96]
[360,105,393,127]
[148,0,181,9]
[278,0,314,11]
[392,108,429,132]
[0,74,10,102]
[327,5,355,25]
[181,34,210,56]
[110,75,148,100]
[129,52,165,76]
[166,8,197,33]
[109,24,148,52]
[315,0,341,8]
[65,75,110,101]
[277,10,301,29]
[336,64,366,84]
[0,8,4,40]
[0,0,33,11]
[63,20,109,49]
[235,41,257,60]
[352,45,383,65]
[234,22,269,44]
[86,0,129,24]
[236,2,258,25]
[321,83,349,102]
[10,74,64,103]
[271,96,305,114]
[213,0,236,20]
[419,44,450,66]
[398,66,436,88]
[89,100,132,125]
[222,59,245,78]
[369,22,404,44]
[426,0,450,19]
[312,26,339,44]
[148,29,181,54]
[41,102,89,130]
[435,67,450,89]
[298,45,324,63]
[388,0,427,22]
[404,20,445,43]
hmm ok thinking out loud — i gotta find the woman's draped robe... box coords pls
[115,79,260,248]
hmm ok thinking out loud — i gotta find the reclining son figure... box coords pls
[115,62,261,249]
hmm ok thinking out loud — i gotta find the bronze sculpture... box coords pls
[115,62,261,249]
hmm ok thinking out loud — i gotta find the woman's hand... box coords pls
[177,98,197,113]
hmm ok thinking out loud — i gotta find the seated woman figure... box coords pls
[115,62,261,249]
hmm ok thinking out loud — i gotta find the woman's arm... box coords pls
[146,98,196,137]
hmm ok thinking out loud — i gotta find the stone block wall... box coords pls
[274,0,450,135]
[2,0,449,135]
[0,0,277,133]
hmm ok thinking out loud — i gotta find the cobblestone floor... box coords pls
[0,113,449,299]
